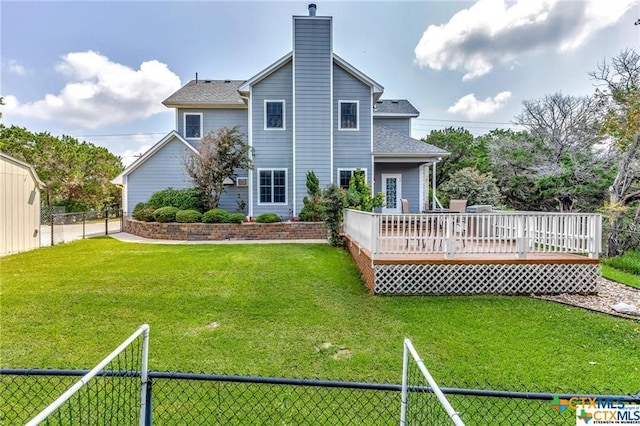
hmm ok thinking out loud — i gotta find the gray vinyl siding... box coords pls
[373,117,411,135]
[294,16,332,216]
[333,64,372,184]
[252,62,293,218]
[218,186,249,214]
[374,163,422,213]
[126,139,193,215]
[177,108,248,146]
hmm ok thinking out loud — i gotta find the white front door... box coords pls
[381,174,402,213]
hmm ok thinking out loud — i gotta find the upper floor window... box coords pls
[259,169,287,204]
[339,100,359,130]
[184,113,203,139]
[338,168,367,190]
[265,100,285,130]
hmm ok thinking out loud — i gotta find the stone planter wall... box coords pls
[124,219,327,241]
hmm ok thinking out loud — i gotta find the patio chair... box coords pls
[448,199,468,246]
[401,199,423,249]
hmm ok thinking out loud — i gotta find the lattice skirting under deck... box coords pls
[374,263,599,295]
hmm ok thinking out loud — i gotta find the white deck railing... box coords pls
[343,209,602,259]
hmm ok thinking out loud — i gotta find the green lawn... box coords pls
[1,238,638,392]
[601,248,640,289]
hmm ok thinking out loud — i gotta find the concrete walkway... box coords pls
[109,232,327,245]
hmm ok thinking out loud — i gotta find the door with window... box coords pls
[381,174,402,213]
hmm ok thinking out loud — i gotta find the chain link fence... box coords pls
[2,369,638,425]
[39,208,123,247]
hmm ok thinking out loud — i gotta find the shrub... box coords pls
[343,168,384,212]
[321,184,345,246]
[203,209,231,223]
[299,170,323,221]
[153,206,179,223]
[176,209,202,223]
[147,187,204,212]
[439,167,501,206]
[228,213,247,224]
[132,203,156,222]
[255,213,282,223]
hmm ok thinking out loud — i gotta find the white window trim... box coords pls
[184,112,203,140]
[337,168,367,189]
[264,100,286,131]
[338,100,359,131]
[257,168,288,205]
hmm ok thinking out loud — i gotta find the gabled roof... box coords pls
[373,125,449,159]
[237,52,384,97]
[333,54,384,96]
[238,52,293,93]
[111,131,198,184]
[0,151,45,189]
[163,80,247,108]
[373,99,419,117]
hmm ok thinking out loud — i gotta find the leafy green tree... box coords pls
[438,167,501,207]
[590,48,640,255]
[343,168,384,211]
[421,127,490,186]
[299,170,323,221]
[513,93,612,211]
[0,124,123,210]
[320,184,345,247]
[480,129,545,210]
[183,126,254,211]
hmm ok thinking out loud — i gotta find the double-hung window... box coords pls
[259,169,287,204]
[339,100,359,130]
[184,113,203,139]
[338,168,367,190]
[264,100,285,130]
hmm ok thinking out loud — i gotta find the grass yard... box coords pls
[601,248,640,289]
[1,238,638,392]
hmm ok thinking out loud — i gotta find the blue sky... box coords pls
[2,0,639,165]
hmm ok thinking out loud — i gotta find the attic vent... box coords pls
[204,80,212,83]
[224,80,231,83]
[391,100,399,104]
[376,101,383,104]
[236,177,248,187]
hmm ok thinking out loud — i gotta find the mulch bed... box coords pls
[532,277,640,320]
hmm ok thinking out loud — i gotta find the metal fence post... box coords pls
[144,377,152,426]
[400,339,409,425]
[50,212,54,246]
[82,213,86,239]
[105,209,109,236]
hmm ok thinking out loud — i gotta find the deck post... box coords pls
[589,214,601,259]
[516,215,527,259]
[445,214,455,259]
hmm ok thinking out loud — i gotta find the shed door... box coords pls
[381,174,402,213]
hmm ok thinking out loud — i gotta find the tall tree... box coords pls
[590,48,640,254]
[0,124,123,210]
[480,129,546,210]
[421,127,489,186]
[513,93,610,211]
[183,126,254,210]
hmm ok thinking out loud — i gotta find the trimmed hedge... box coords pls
[228,213,247,224]
[176,209,203,223]
[256,213,282,223]
[132,203,156,222]
[147,187,203,212]
[153,206,180,223]
[203,209,231,223]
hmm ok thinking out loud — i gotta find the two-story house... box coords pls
[114,4,448,218]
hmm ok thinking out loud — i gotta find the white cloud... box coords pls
[447,91,512,119]
[8,60,27,75]
[121,144,153,167]
[4,51,181,128]
[415,0,638,81]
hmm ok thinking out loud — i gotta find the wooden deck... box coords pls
[374,251,598,265]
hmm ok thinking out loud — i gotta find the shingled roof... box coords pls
[163,80,247,107]
[373,125,448,158]
[373,99,419,116]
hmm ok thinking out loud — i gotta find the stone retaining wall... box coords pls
[125,219,327,241]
